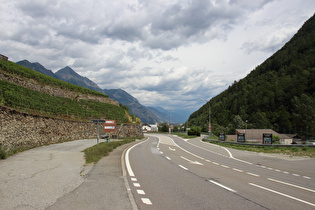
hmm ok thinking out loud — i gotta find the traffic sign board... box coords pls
[104,120,116,132]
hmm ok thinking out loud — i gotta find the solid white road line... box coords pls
[125,140,147,177]
[169,147,176,151]
[209,180,237,193]
[197,139,253,165]
[267,178,315,193]
[249,183,315,207]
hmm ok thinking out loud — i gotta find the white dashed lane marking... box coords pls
[141,198,153,205]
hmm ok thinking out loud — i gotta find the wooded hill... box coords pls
[188,14,315,139]
[0,60,132,123]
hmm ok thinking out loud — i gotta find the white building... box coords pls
[142,123,158,132]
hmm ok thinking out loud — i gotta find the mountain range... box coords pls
[16,60,178,124]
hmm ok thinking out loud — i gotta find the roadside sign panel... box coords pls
[208,124,212,132]
[219,133,225,141]
[104,120,116,132]
[263,133,272,144]
[237,133,245,142]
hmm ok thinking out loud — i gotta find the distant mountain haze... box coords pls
[16,60,59,79]
[16,61,177,123]
[55,66,103,92]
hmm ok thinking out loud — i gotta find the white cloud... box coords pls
[0,0,314,114]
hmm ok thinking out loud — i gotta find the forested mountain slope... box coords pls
[188,14,315,138]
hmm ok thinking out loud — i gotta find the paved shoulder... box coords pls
[47,142,135,210]
[0,139,101,210]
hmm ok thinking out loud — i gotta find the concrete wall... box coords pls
[0,106,143,153]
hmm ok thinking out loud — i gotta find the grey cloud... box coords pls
[161,55,178,62]
[12,0,272,51]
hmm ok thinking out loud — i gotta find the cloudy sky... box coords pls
[1,0,314,116]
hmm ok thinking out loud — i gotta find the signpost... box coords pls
[91,119,106,146]
[103,120,116,142]
[186,127,190,138]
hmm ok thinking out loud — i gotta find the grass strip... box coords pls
[83,137,139,164]
[172,132,200,139]
[205,141,315,158]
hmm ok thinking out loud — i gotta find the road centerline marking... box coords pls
[233,168,243,173]
[246,172,260,177]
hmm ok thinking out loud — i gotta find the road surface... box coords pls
[125,133,315,209]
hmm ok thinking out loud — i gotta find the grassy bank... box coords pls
[83,137,140,163]
[205,141,315,158]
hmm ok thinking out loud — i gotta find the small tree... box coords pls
[272,135,280,144]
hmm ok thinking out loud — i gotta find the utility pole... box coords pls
[201,98,211,138]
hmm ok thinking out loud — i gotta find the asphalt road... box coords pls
[125,133,315,210]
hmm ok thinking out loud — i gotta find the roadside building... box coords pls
[227,129,298,144]
[141,123,158,132]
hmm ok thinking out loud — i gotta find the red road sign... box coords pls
[104,120,116,132]
[208,124,212,132]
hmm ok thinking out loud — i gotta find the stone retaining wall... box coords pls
[0,106,143,153]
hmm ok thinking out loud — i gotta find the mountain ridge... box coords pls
[188,14,315,138]
[16,61,170,123]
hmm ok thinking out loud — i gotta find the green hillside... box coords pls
[0,60,108,97]
[188,14,315,139]
[0,60,131,123]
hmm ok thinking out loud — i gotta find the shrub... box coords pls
[188,126,201,136]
